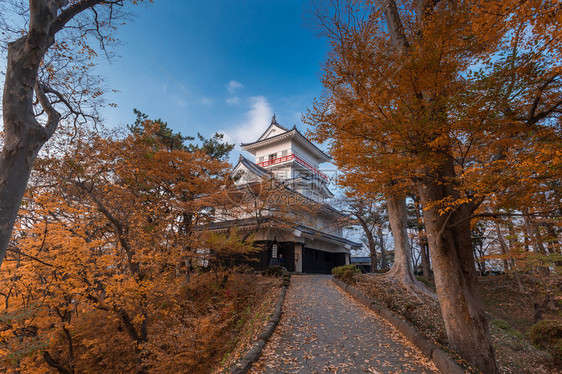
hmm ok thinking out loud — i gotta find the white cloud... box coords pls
[200,97,214,107]
[227,80,243,94]
[222,96,273,145]
[226,96,240,105]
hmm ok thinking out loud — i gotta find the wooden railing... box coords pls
[257,153,328,181]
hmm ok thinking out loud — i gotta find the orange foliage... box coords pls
[305,1,561,371]
[0,122,266,373]
[307,1,561,213]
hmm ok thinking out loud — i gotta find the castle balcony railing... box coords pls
[257,152,329,181]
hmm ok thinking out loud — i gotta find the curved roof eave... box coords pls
[241,129,332,163]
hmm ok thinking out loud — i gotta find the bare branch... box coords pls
[34,82,62,139]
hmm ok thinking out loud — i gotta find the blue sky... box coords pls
[97,1,364,244]
[97,0,330,159]
[0,0,365,247]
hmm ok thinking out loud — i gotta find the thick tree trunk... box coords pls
[0,0,106,268]
[1,32,58,267]
[418,159,498,374]
[379,1,497,370]
[386,195,416,283]
[0,143,40,265]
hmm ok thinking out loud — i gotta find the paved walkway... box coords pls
[251,275,437,374]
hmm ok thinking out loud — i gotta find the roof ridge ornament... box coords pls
[271,114,277,125]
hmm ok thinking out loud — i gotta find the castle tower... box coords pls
[239,115,333,201]
[222,116,361,273]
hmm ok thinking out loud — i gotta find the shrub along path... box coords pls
[250,275,438,373]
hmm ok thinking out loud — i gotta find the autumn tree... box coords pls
[340,196,385,271]
[306,0,561,372]
[0,0,149,268]
[0,118,244,372]
[335,163,427,292]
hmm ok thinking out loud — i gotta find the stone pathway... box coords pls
[251,275,438,374]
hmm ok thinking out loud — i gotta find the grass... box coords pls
[491,319,524,340]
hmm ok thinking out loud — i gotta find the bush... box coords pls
[234,264,255,274]
[281,273,291,287]
[529,319,562,363]
[332,265,361,283]
[263,265,285,277]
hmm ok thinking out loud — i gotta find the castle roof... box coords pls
[241,116,332,163]
[232,154,271,178]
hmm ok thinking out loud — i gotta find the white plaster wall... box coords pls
[291,141,321,168]
[254,140,291,163]
[272,166,292,180]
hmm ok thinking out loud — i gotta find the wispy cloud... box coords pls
[172,95,187,108]
[200,97,214,107]
[226,97,240,105]
[227,80,243,94]
[223,96,273,145]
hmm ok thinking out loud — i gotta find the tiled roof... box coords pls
[236,155,270,178]
[297,225,362,249]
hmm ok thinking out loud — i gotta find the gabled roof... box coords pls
[241,119,332,163]
[256,115,291,142]
[231,155,271,182]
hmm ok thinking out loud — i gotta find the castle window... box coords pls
[269,153,277,161]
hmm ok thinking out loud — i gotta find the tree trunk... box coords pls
[385,195,416,283]
[357,216,378,271]
[418,159,498,374]
[1,21,59,267]
[507,221,517,269]
[378,224,388,269]
[524,214,547,254]
[496,222,511,272]
[420,241,431,279]
[0,141,41,266]
[414,195,432,279]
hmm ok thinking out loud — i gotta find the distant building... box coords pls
[350,256,372,273]
[209,116,361,273]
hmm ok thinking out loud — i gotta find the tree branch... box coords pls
[447,210,560,229]
[381,0,410,53]
[50,0,108,37]
[7,247,54,267]
[34,82,62,139]
[43,351,70,374]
